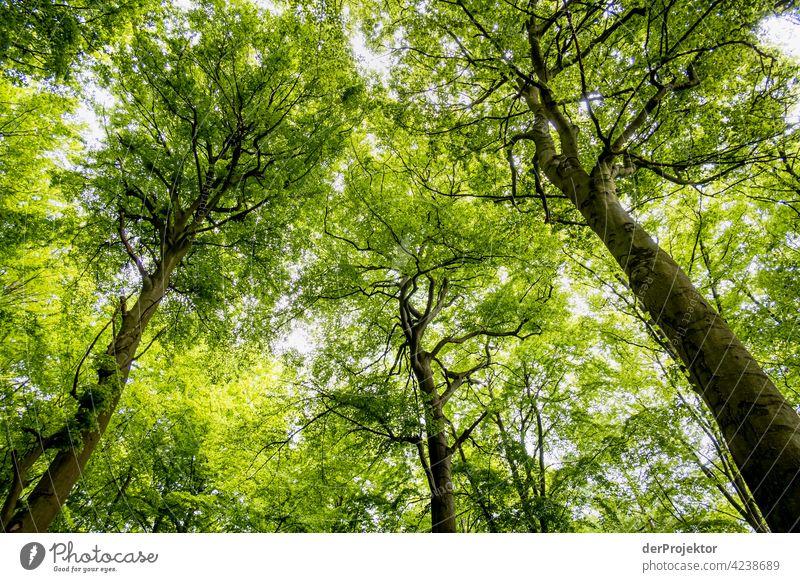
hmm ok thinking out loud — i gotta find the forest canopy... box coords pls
[1,0,800,533]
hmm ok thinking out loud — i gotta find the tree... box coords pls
[364,0,800,531]
[1,0,360,532]
[3,0,799,534]
[304,146,558,531]
[569,252,771,531]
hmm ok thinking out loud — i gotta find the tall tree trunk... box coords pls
[582,166,800,532]
[0,449,43,528]
[428,429,456,533]
[413,354,456,533]
[536,153,799,531]
[520,82,800,532]
[4,244,189,532]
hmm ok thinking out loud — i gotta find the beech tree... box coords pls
[2,0,800,533]
[362,0,800,531]
[1,0,359,532]
[303,148,558,531]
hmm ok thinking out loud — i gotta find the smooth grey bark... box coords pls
[400,278,457,533]
[520,82,800,532]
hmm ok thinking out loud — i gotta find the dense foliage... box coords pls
[1,0,799,532]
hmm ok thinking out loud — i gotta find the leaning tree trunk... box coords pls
[580,165,800,532]
[4,243,189,532]
[520,84,800,532]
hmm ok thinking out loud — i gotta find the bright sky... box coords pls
[761,16,800,57]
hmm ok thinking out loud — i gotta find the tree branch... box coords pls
[449,411,488,453]
[118,211,151,283]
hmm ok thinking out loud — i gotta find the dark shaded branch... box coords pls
[430,318,535,357]
[550,7,646,76]
[449,411,488,453]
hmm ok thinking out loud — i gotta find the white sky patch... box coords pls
[761,17,800,124]
[558,272,592,318]
[349,27,393,82]
[72,82,115,150]
[275,323,316,355]
[760,16,800,59]
[343,3,394,83]
[331,172,345,193]
[254,0,284,15]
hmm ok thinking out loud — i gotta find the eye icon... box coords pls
[20,542,46,570]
